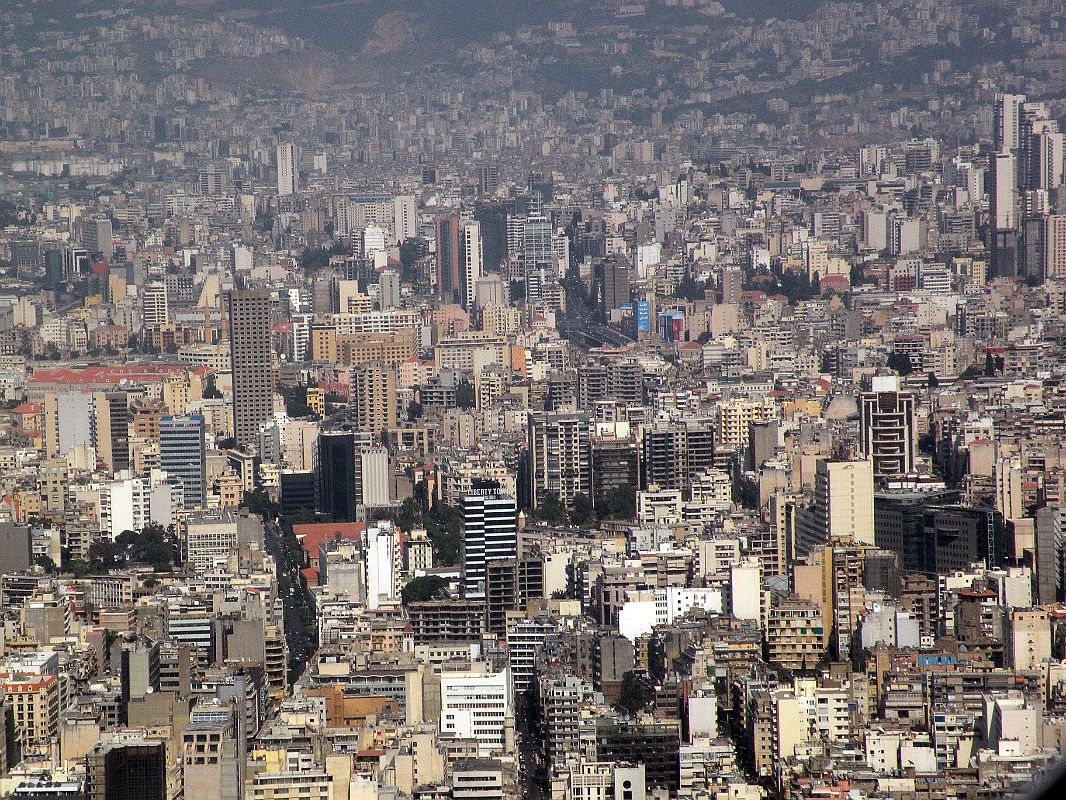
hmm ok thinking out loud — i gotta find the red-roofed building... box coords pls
[292,522,366,565]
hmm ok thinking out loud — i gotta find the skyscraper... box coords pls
[92,391,130,474]
[350,362,397,437]
[460,490,518,598]
[528,411,592,510]
[159,415,206,509]
[596,254,631,321]
[277,143,297,196]
[435,214,461,302]
[228,288,274,448]
[859,376,916,480]
[795,458,875,556]
[1046,215,1066,280]
[141,282,169,326]
[315,428,357,522]
[458,220,483,310]
[86,738,167,800]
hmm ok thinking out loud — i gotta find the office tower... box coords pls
[364,521,397,610]
[460,491,518,598]
[992,152,1018,232]
[477,164,501,196]
[458,219,483,310]
[361,224,386,258]
[159,415,206,509]
[1046,215,1066,280]
[351,362,397,436]
[228,289,274,448]
[859,376,916,480]
[795,459,875,556]
[92,391,130,474]
[995,93,1026,153]
[11,240,40,278]
[316,428,358,522]
[1029,127,1065,190]
[378,270,401,309]
[182,706,242,800]
[435,214,461,302]
[392,194,417,243]
[86,738,167,800]
[519,214,553,278]
[276,143,297,196]
[63,245,89,280]
[528,411,592,510]
[597,254,631,321]
[439,668,513,757]
[82,216,114,262]
[920,504,1003,574]
[141,282,169,326]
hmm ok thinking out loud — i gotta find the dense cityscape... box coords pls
[0,0,1064,798]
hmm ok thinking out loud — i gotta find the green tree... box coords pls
[599,484,636,520]
[886,350,914,376]
[401,575,449,605]
[243,488,280,520]
[425,504,462,566]
[203,373,223,399]
[282,384,314,417]
[455,379,475,409]
[570,493,595,526]
[615,671,653,716]
[531,492,567,525]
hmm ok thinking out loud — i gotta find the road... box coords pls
[263,516,317,684]
[559,270,634,348]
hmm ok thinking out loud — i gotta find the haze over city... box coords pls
[0,1,1063,799]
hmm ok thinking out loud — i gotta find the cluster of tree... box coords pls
[676,269,710,301]
[527,486,636,527]
[0,199,27,227]
[298,241,351,271]
[378,495,462,568]
[280,384,319,418]
[401,575,448,605]
[62,523,177,575]
[615,670,655,716]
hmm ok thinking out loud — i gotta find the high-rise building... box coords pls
[458,220,483,310]
[182,706,242,800]
[435,214,461,302]
[1046,215,1066,280]
[159,415,206,509]
[82,217,114,262]
[859,376,916,480]
[277,143,297,197]
[597,254,631,321]
[316,428,358,522]
[439,667,513,757]
[795,459,875,556]
[86,738,167,800]
[460,491,518,598]
[392,195,417,243]
[528,411,592,510]
[92,391,130,474]
[141,282,169,326]
[228,289,274,448]
[350,362,397,436]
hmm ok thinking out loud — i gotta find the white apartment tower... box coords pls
[277,143,298,197]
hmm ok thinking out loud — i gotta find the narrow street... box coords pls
[263,515,318,684]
